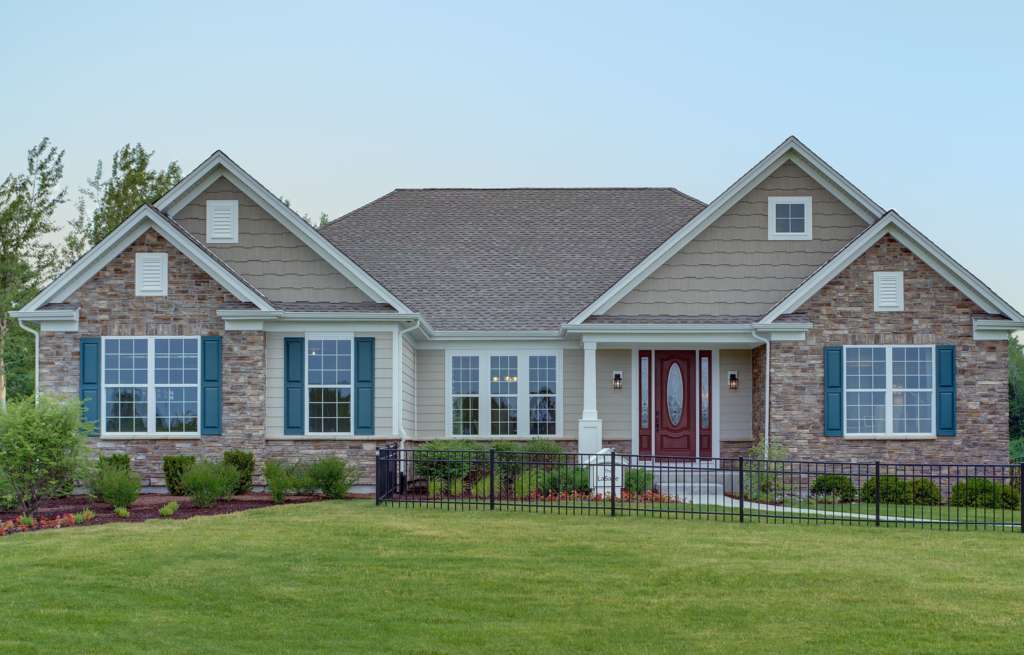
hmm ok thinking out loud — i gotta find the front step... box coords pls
[653,469,740,494]
[657,482,724,501]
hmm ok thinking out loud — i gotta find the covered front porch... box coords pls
[565,320,809,461]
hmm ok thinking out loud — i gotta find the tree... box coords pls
[0,138,67,410]
[63,144,181,263]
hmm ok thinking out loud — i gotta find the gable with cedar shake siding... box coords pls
[768,234,1008,464]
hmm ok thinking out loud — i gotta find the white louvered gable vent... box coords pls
[206,199,239,243]
[135,252,168,297]
[873,271,904,311]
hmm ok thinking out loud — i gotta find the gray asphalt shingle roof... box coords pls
[319,188,706,331]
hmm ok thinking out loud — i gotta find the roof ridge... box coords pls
[390,186,687,191]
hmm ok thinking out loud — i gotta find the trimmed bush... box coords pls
[413,440,485,494]
[538,466,590,495]
[263,460,292,504]
[223,450,255,495]
[0,396,90,515]
[98,453,131,471]
[623,468,655,494]
[162,455,196,496]
[181,461,239,508]
[950,477,1020,509]
[910,478,941,505]
[810,474,857,502]
[88,462,141,508]
[513,469,543,498]
[859,476,911,504]
[309,457,360,499]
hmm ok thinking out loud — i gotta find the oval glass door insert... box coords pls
[666,362,684,426]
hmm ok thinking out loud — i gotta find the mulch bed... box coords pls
[0,493,326,536]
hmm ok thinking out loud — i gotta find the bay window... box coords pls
[844,345,934,436]
[447,351,561,438]
[102,336,200,435]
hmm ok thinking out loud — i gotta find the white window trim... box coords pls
[768,196,813,241]
[304,332,355,437]
[206,199,239,244]
[100,336,201,438]
[873,271,905,311]
[842,345,936,439]
[444,349,563,439]
[134,252,168,296]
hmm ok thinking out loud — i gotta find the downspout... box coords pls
[16,319,40,404]
[750,327,770,459]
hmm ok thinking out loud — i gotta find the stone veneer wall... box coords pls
[39,230,392,488]
[769,235,1008,464]
[751,345,765,447]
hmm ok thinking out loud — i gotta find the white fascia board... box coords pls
[217,309,420,322]
[759,211,1024,324]
[563,323,756,335]
[974,320,1024,341]
[154,151,412,314]
[568,137,885,325]
[9,308,80,332]
[20,206,272,312]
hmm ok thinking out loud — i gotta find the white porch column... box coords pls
[578,340,603,453]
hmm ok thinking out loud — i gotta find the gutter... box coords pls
[750,328,771,459]
[16,319,40,404]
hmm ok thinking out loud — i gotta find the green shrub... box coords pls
[309,457,360,499]
[223,450,255,495]
[88,462,141,508]
[181,461,239,508]
[158,501,179,517]
[98,453,131,471]
[810,474,857,502]
[162,455,196,496]
[950,477,1020,509]
[538,466,590,495]
[743,440,789,502]
[0,396,90,515]
[263,460,291,504]
[113,506,130,518]
[623,468,655,494]
[519,438,564,463]
[910,478,941,505]
[513,469,543,498]
[73,508,96,524]
[0,472,13,512]
[413,440,484,483]
[18,514,34,527]
[859,476,911,504]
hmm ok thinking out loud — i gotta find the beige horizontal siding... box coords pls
[173,177,372,304]
[415,349,445,437]
[265,332,393,438]
[562,349,630,440]
[402,335,416,434]
[605,161,867,317]
[719,349,753,442]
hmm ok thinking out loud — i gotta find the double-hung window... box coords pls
[844,345,934,436]
[102,336,200,435]
[306,336,353,434]
[447,351,561,438]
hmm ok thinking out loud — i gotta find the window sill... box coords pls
[99,434,202,441]
[431,436,566,441]
[842,434,937,441]
[767,233,812,241]
[266,434,395,442]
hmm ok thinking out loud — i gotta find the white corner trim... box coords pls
[759,211,1024,324]
[19,206,274,313]
[153,151,412,313]
[568,136,884,325]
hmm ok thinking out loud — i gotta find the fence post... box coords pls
[874,461,881,527]
[610,450,616,517]
[1019,463,1023,534]
[489,447,496,510]
[738,457,744,523]
[375,448,381,506]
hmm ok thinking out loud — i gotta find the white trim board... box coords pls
[759,211,1024,323]
[19,205,274,313]
[568,136,885,325]
[153,150,412,314]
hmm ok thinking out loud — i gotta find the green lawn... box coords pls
[2,501,1023,654]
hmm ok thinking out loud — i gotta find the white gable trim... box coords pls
[567,136,885,325]
[20,205,275,313]
[758,211,1024,323]
[154,151,412,313]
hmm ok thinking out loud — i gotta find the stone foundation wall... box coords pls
[719,441,751,460]
[769,235,1009,464]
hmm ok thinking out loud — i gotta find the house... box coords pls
[13,137,1023,489]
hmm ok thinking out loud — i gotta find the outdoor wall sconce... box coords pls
[728,371,739,391]
[612,370,623,390]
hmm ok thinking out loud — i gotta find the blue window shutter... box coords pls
[354,337,375,435]
[936,345,956,436]
[201,336,222,436]
[823,346,843,437]
[284,337,305,435]
[80,337,100,437]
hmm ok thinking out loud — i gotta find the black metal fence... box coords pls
[375,445,1024,532]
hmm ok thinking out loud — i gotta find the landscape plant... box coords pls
[910,478,942,505]
[158,501,179,518]
[223,450,255,494]
[623,468,655,495]
[181,461,239,508]
[949,477,1020,509]
[88,460,141,508]
[810,474,858,503]
[859,476,912,504]
[308,456,360,499]
[162,455,195,495]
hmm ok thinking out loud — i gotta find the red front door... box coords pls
[656,351,695,458]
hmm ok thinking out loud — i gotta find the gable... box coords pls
[171,176,374,304]
[602,161,867,318]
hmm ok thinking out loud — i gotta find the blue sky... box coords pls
[2,1,1022,310]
